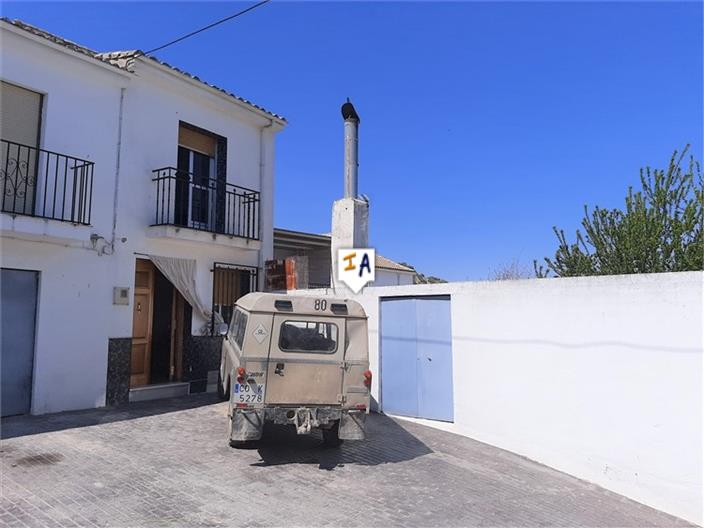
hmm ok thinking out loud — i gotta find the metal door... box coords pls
[415,298,454,421]
[265,315,344,405]
[380,298,418,417]
[1,269,38,417]
[380,296,454,422]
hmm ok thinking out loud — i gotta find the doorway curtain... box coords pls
[148,255,223,331]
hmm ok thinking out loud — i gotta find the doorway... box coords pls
[130,259,186,388]
[380,296,454,422]
[1,268,38,417]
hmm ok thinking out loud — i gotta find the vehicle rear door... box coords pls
[265,315,344,405]
[341,317,370,409]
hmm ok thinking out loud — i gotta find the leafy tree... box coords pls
[535,147,703,277]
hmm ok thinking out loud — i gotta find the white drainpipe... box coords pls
[109,87,126,252]
[258,119,274,290]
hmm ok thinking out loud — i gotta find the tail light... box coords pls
[236,366,246,384]
[363,370,372,387]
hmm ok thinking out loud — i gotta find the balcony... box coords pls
[1,139,94,225]
[148,167,260,249]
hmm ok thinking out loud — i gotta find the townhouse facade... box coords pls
[0,19,285,416]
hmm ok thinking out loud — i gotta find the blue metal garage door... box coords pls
[1,269,38,417]
[380,296,453,421]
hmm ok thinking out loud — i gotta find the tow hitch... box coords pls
[294,408,318,434]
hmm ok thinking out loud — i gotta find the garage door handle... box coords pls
[275,363,285,376]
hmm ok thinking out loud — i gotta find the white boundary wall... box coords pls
[302,271,703,524]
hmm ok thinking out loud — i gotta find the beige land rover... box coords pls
[217,293,371,447]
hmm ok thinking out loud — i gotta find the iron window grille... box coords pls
[211,262,259,333]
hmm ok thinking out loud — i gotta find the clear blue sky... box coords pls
[4,1,702,281]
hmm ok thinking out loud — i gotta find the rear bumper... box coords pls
[266,406,339,427]
[229,407,367,441]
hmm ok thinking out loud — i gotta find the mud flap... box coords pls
[230,410,264,441]
[339,411,366,440]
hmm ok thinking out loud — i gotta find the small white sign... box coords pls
[252,323,268,344]
[337,248,375,293]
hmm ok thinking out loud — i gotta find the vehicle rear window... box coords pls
[229,308,248,349]
[279,321,338,354]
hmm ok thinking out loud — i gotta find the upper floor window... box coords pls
[176,124,218,230]
[1,82,42,216]
[151,122,259,239]
[0,82,94,224]
[0,81,42,148]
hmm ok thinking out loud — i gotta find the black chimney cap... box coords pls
[341,98,360,122]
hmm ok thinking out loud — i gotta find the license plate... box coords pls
[234,382,265,404]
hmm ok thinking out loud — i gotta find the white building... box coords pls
[373,255,417,286]
[0,19,286,416]
[272,228,417,289]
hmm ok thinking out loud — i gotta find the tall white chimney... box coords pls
[331,99,369,293]
[342,98,360,199]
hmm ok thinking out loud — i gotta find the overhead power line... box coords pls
[140,0,271,56]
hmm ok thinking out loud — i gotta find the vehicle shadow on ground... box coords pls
[251,413,433,470]
[0,393,220,439]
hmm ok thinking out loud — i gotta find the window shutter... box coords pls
[178,126,216,157]
[0,81,42,146]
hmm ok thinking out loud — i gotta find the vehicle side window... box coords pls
[229,309,248,349]
[279,321,338,354]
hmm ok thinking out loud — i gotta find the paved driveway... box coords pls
[1,395,689,527]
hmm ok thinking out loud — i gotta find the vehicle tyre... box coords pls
[322,420,343,447]
[217,372,230,401]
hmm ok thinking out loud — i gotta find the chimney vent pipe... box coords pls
[341,99,360,199]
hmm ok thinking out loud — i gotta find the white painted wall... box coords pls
[330,197,368,295]
[116,59,279,333]
[1,27,130,413]
[301,272,703,524]
[1,25,283,413]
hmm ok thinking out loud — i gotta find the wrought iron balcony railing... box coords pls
[151,167,260,240]
[1,139,94,225]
